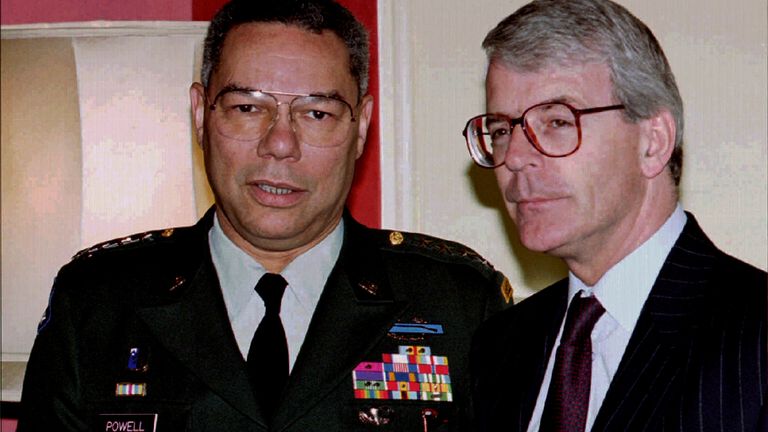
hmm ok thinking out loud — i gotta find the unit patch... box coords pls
[352,346,452,402]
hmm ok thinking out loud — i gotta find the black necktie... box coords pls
[247,273,289,422]
[540,293,606,432]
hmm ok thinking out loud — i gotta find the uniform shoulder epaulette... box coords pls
[71,227,180,261]
[380,229,514,304]
[380,229,496,276]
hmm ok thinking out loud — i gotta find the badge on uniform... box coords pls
[388,319,445,342]
[127,347,149,372]
[352,346,452,402]
[389,323,444,335]
[115,382,147,397]
[116,347,148,397]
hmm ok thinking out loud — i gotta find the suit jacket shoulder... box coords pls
[591,212,767,431]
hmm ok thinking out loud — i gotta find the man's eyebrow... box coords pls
[308,90,343,98]
[218,83,257,94]
[490,95,578,117]
[484,116,507,124]
[214,84,348,101]
[538,95,576,105]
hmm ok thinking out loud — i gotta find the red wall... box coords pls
[1,0,381,228]
[335,0,381,228]
[0,0,191,24]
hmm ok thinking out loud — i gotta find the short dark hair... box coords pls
[201,0,370,100]
[483,0,684,185]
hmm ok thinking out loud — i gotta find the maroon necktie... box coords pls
[540,293,605,432]
[247,273,289,422]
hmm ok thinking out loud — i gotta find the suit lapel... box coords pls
[593,214,718,431]
[476,280,568,431]
[135,212,264,425]
[514,282,569,431]
[274,216,409,430]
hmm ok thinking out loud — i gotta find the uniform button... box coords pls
[389,231,404,246]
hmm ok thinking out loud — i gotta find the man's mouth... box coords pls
[258,183,293,195]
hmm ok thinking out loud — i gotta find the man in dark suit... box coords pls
[463,0,767,431]
[18,1,509,430]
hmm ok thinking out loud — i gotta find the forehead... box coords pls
[486,60,615,113]
[212,22,354,96]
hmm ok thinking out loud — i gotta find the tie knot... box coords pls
[560,293,605,346]
[254,273,288,315]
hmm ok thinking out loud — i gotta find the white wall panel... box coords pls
[1,38,82,359]
[74,35,202,246]
[378,1,417,230]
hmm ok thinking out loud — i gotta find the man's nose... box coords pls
[500,126,541,172]
[257,104,301,160]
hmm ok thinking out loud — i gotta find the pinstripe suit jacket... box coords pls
[472,213,767,431]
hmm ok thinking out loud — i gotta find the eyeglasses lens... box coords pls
[465,103,580,167]
[212,91,353,147]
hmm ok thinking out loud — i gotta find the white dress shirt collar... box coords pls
[208,211,344,367]
[568,204,687,331]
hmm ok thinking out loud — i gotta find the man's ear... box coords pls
[354,94,374,159]
[639,108,676,179]
[190,82,207,149]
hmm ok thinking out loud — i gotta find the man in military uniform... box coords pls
[18,0,508,430]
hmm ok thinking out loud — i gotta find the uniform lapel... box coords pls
[135,211,264,426]
[592,214,717,431]
[273,215,409,430]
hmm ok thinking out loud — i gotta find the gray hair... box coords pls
[483,0,684,184]
[201,0,370,100]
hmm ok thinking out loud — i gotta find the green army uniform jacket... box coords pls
[19,208,510,431]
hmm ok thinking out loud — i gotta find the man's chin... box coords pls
[517,227,567,256]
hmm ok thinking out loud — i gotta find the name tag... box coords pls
[98,414,157,432]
